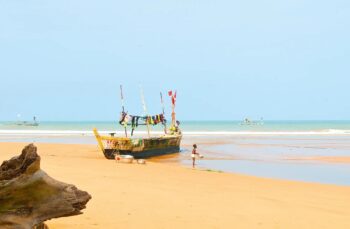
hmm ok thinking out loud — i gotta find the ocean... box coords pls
[1,120,350,134]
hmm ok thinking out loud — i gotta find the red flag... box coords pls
[169,90,177,106]
[172,91,176,106]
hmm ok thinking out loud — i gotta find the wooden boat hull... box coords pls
[104,146,180,159]
[93,128,182,159]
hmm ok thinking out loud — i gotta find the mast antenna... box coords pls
[140,86,151,138]
[120,85,128,137]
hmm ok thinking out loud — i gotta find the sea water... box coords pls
[1,120,350,133]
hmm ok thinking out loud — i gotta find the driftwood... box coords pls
[0,144,91,229]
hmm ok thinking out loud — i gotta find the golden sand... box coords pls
[1,142,350,229]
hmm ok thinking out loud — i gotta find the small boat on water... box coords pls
[15,121,39,127]
[240,117,264,126]
[5,116,39,127]
[93,87,182,159]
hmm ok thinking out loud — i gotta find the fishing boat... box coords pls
[5,116,39,127]
[240,117,264,126]
[93,87,182,159]
[15,121,39,127]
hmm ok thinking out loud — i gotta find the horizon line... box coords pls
[1,120,350,122]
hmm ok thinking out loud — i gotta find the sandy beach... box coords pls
[1,142,350,229]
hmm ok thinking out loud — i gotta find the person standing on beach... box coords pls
[192,144,199,168]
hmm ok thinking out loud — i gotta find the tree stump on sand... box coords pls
[0,144,92,229]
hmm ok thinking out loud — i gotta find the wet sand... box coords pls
[288,156,350,164]
[1,142,350,228]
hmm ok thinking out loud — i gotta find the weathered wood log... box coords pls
[0,144,91,229]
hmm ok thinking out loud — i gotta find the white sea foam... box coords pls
[1,129,350,136]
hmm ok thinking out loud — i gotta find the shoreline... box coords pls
[1,138,350,185]
[1,129,350,136]
[1,142,350,228]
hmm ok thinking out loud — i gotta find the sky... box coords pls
[0,0,349,121]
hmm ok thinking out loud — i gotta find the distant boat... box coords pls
[240,118,264,126]
[7,116,39,127]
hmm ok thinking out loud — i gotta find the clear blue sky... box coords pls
[0,0,349,121]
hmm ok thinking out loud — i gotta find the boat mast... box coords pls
[160,92,167,134]
[140,86,151,138]
[120,85,128,137]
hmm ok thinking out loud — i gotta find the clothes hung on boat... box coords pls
[131,116,137,136]
[136,116,140,127]
[119,112,127,125]
[119,112,167,134]
[119,112,131,128]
